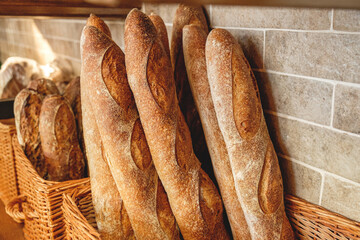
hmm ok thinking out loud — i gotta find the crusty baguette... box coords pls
[14,88,47,178]
[82,20,179,240]
[171,4,212,176]
[183,24,251,240]
[27,78,60,96]
[63,76,87,174]
[125,9,229,240]
[206,28,294,240]
[81,14,135,240]
[82,85,134,239]
[149,13,170,59]
[39,95,84,181]
[82,14,179,239]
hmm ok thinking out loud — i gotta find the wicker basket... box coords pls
[63,182,360,240]
[285,195,360,239]
[62,184,100,240]
[5,136,89,240]
[0,118,18,205]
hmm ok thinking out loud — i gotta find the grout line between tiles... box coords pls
[278,153,360,188]
[211,25,360,35]
[318,173,325,205]
[330,9,334,31]
[253,68,360,88]
[264,109,360,138]
[330,84,336,127]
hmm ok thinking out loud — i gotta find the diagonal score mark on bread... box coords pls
[82,13,179,240]
[125,9,230,240]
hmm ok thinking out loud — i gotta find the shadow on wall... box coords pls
[0,18,56,65]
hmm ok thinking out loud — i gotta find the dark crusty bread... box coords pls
[171,4,214,183]
[149,13,170,59]
[14,88,47,178]
[125,9,229,240]
[206,28,294,239]
[81,14,135,240]
[27,78,60,96]
[63,76,87,174]
[39,95,84,181]
[82,14,179,239]
[183,24,251,240]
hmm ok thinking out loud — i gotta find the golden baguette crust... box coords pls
[125,9,229,240]
[149,13,170,60]
[206,28,294,240]
[82,13,179,240]
[39,95,84,181]
[81,15,135,240]
[183,24,251,240]
[171,4,211,175]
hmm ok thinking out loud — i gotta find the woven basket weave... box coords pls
[0,118,18,205]
[6,136,89,240]
[62,183,100,240]
[285,195,360,239]
[63,182,360,240]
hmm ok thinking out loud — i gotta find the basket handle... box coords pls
[5,195,38,223]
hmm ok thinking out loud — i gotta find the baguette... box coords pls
[81,14,135,239]
[183,24,250,240]
[39,95,84,181]
[63,76,87,173]
[125,9,229,240]
[14,88,47,178]
[206,28,294,240]
[149,13,170,59]
[171,4,212,175]
[82,14,179,239]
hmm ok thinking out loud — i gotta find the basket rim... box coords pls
[12,135,88,188]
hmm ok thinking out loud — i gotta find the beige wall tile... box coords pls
[166,25,172,48]
[107,22,125,49]
[333,84,360,134]
[37,20,86,42]
[333,9,360,32]
[211,6,331,30]
[69,59,81,76]
[321,174,360,221]
[265,31,360,84]
[144,3,178,24]
[279,157,322,204]
[227,29,264,69]
[265,114,360,183]
[256,72,333,125]
[45,38,80,59]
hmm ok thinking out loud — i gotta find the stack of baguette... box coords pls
[79,4,294,240]
[14,77,85,181]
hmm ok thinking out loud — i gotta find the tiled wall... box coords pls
[0,4,359,221]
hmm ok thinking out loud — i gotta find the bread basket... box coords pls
[5,136,89,240]
[0,118,18,204]
[63,182,360,240]
[62,183,100,240]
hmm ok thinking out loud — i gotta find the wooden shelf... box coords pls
[0,0,140,17]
